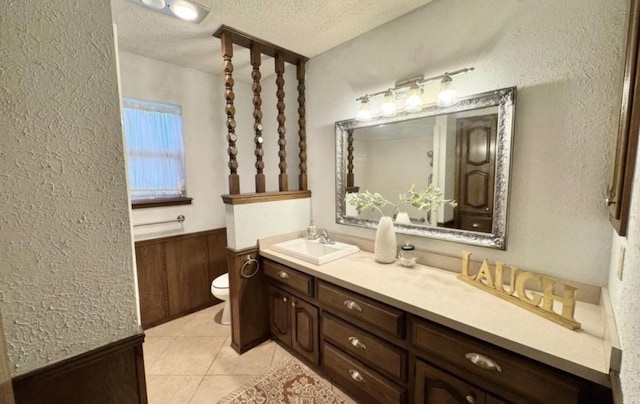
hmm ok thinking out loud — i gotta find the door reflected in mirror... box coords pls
[336,87,516,249]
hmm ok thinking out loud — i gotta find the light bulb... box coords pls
[141,0,166,9]
[437,75,458,107]
[170,0,198,21]
[404,85,423,112]
[356,98,372,121]
[380,90,397,117]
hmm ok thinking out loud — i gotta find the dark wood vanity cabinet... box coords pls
[265,260,320,365]
[318,282,408,403]
[415,359,489,404]
[261,258,612,404]
[268,285,320,365]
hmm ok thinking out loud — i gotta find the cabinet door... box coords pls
[291,296,319,365]
[268,286,292,346]
[414,359,485,404]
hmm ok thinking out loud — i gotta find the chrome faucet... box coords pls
[314,228,335,245]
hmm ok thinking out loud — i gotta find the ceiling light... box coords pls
[436,74,457,107]
[170,0,199,21]
[129,0,209,23]
[141,0,166,10]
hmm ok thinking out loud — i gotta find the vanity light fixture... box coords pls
[437,74,458,107]
[404,83,423,112]
[380,90,398,117]
[128,0,210,23]
[355,67,474,120]
[355,96,372,121]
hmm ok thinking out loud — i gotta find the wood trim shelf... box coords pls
[221,190,311,205]
[212,25,309,64]
[131,196,192,209]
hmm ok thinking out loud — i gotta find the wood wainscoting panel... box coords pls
[135,242,169,326]
[13,333,146,404]
[135,228,227,329]
[166,235,210,315]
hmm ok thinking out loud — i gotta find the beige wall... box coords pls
[0,1,139,375]
[118,51,228,240]
[306,0,626,286]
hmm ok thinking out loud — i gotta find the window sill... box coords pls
[131,197,193,209]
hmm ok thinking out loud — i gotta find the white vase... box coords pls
[395,212,411,225]
[374,216,397,264]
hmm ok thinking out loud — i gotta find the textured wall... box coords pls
[307,0,626,286]
[118,51,228,240]
[0,1,139,375]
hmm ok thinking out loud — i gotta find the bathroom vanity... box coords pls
[259,235,615,404]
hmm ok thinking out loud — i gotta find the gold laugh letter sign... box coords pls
[457,251,581,330]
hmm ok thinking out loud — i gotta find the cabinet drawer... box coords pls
[411,318,582,403]
[322,314,406,381]
[323,343,406,404]
[317,281,404,337]
[264,260,313,297]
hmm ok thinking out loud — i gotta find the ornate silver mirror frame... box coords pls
[335,87,516,249]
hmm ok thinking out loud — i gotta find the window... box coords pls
[122,98,190,207]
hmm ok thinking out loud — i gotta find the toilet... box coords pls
[211,273,230,325]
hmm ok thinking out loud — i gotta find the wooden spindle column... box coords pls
[221,31,240,194]
[297,61,308,190]
[275,53,288,191]
[251,43,265,193]
[346,129,359,192]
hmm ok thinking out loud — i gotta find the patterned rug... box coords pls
[218,359,347,404]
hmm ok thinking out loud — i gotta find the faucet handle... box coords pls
[307,223,317,239]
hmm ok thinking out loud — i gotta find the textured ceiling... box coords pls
[111,0,433,74]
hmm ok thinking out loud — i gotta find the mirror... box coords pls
[335,87,516,249]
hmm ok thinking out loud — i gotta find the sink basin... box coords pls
[270,238,359,265]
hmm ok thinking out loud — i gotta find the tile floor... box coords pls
[143,303,356,403]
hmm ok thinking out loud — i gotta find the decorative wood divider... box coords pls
[213,26,310,203]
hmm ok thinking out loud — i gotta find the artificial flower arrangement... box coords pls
[348,184,457,218]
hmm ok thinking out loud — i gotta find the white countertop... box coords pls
[260,240,615,387]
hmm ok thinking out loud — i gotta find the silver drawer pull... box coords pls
[348,369,365,383]
[343,300,362,312]
[282,297,287,303]
[472,223,480,228]
[465,353,502,372]
[278,271,289,279]
[348,336,367,350]
[466,394,475,403]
